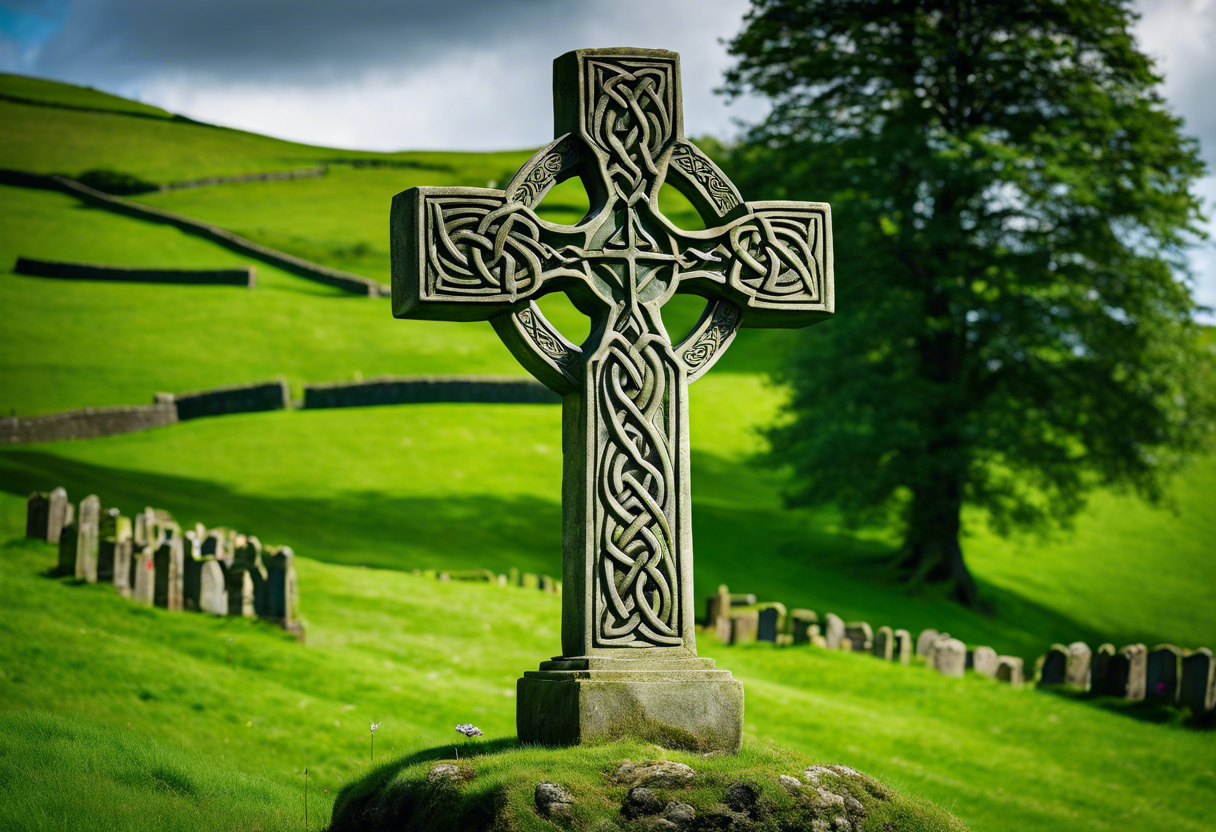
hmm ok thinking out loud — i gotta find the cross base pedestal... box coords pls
[516,657,744,753]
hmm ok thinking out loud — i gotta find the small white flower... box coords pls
[370,721,381,734]
[455,723,483,738]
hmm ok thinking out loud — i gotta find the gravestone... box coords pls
[233,535,268,614]
[202,529,234,566]
[224,565,256,618]
[844,621,873,653]
[182,535,204,612]
[57,520,77,576]
[1037,644,1068,686]
[1089,643,1117,696]
[756,607,780,643]
[75,495,101,582]
[538,574,557,593]
[730,611,759,645]
[972,646,999,678]
[790,609,818,645]
[924,632,952,667]
[265,545,302,636]
[872,625,893,661]
[110,516,134,598]
[46,487,69,544]
[1115,643,1147,701]
[96,508,121,583]
[131,544,156,605]
[1180,648,1214,714]
[1145,644,1181,705]
[824,613,846,650]
[893,629,912,665]
[153,533,184,611]
[916,629,939,659]
[392,47,832,752]
[25,492,49,539]
[996,656,1024,685]
[198,559,228,615]
[1065,642,1092,690]
[934,638,966,678]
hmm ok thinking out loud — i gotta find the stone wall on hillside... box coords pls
[168,380,290,421]
[1,403,178,445]
[301,376,561,408]
[14,256,254,287]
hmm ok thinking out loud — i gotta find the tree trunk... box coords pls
[897,474,980,608]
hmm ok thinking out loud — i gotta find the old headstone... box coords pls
[130,544,156,605]
[265,545,302,636]
[996,656,1024,686]
[182,534,205,612]
[394,47,833,752]
[233,535,268,614]
[824,613,846,650]
[790,609,818,645]
[1089,643,1117,695]
[934,638,967,678]
[1114,643,1147,701]
[198,559,228,615]
[972,646,999,678]
[538,574,557,593]
[844,621,873,653]
[44,487,69,544]
[153,525,184,611]
[872,625,894,661]
[1180,648,1215,714]
[924,632,952,667]
[201,529,234,566]
[730,611,759,645]
[75,495,101,582]
[756,607,780,643]
[96,508,121,583]
[916,629,939,659]
[1037,644,1068,686]
[56,520,77,576]
[893,629,912,665]
[1145,644,1181,705]
[110,515,133,598]
[223,565,256,618]
[1065,642,1092,690]
[25,492,49,539]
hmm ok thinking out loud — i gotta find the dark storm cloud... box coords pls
[35,0,568,86]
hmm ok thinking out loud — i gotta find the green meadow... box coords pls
[1,73,1214,831]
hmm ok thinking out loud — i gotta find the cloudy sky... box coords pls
[2,0,1213,316]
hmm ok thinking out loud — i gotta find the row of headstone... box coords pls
[425,567,562,593]
[1034,640,1213,714]
[27,488,302,638]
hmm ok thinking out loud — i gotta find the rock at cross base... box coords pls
[390,47,833,753]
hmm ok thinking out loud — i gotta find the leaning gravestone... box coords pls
[1180,648,1215,714]
[872,625,894,661]
[1145,644,1181,705]
[893,629,912,665]
[391,47,833,752]
[75,495,101,582]
[25,492,49,540]
[1065,642,1092,690]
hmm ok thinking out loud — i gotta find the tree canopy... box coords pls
[722,0,1214,606]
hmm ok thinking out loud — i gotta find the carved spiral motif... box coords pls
[429,200,549,297]
[670,144,740,214]
[516,307,579,376]
[682,302,740,370]
[588,60,674,199]
[727,213,821,303]
[506,137,581,207]
[597,322,681,647]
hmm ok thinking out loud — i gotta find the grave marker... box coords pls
[916,629,939,659]
[1115,643,1147,701]
[25,492,49,539]
[824,613,846,650]
[46,487,69,544]
[1065,642,1092,690]
[96,508,121,583]
[1180,648,1214,714]
[730,611,759,645]
[57,520,77,576]
[934,638,966,678]
[75,495,101,582]
[872,625,893,661]
[844,621,873,653]
[756,607,780,643]
[1145,644,1181,705]
[199,559,228,615]
[972,646,999,678]
[153,526,183,611]
[996,656,1024,685]
[893,629,912,665]
[790,609,818,645]
[265,545,302,636]
[131,544,155,605]
[1037,644,1068,686]
[1090,643,1117,696]
[393,47,832,752]
[111,516,133,598]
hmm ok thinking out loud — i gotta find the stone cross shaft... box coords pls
[392,48,832,663]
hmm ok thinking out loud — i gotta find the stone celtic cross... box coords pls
[391,47,832,751]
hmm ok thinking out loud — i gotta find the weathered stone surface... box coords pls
[621,787,665,820]
[893,629,912,665]
[1145,644,1181,705]
[972,646,999,678]
[111,515,133,598]
[96,508,121,583]
[730,611,759,645]
[153,530,184,611]
[824,613,846,650]
[265,545,300,630]
[844,621,872,653]
[872,625,893,660]
[56,520,77,576]
[427,763,465,785]
[393,47,832,751]
[1180,648,1215,714]
[933,638,966,678]
[612,761,697,789]
[924,633,952,667]
[75,495,100,582]
[662,800,696,828]
[1037,644,1068,686]
[25,492,49,539]
[46,487,69,544]
[1090,643,1117,695]
[915,628,939,659]
[1066,642,1092,690]
[534,781,574,816]
[234,535,268,614]
[790,609,818,645]
[705,584,731,631]
[996,656,1024,685]
[757,606,780,643]
[1112,643,1147,701]
[130,544,155,605]
[198,559,228,615]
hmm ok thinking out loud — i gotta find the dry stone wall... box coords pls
[1,403,178,444]
[15,256,254,287]
[302,376,560,408]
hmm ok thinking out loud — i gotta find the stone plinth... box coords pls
[517,657,743,753]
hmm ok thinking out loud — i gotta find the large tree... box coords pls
[722,0,1214,606]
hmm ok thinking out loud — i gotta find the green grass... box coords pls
[0,72,175,118]
[2,74,1214,832]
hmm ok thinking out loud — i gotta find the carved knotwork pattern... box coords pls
[682,302,740,370]
[587,59,675,199]
[506,137,581,206]
[726,212,824,304]
[670,144,740,214]
[427,198,551,299]
[597,317,681,647]
[516,307,580,376]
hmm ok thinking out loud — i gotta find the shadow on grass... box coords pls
[1035,684,1213,731]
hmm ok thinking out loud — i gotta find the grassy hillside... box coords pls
[1,74,1214,832]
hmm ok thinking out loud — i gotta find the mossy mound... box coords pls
[328,740,968,832]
